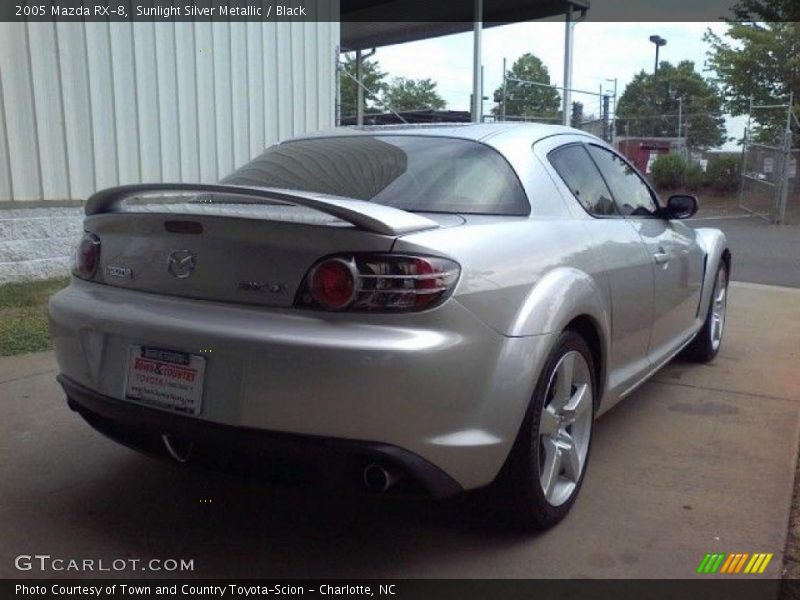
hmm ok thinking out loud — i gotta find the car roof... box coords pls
[283,122,582,144]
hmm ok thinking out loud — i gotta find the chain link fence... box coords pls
[739,98,798,225]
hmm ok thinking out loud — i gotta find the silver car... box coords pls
[49,124,730,529]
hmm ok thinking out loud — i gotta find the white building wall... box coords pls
[0,18,338,200]
[0,16,339,282]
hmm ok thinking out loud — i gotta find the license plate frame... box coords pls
[124,346,206,416]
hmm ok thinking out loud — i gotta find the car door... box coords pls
[585,144,704,364]
[542,139,655,399]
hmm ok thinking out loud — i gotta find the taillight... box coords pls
[309,258,357,310]
[297,254,460,312]
[73,233,100,280]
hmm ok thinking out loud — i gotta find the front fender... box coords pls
[694,228,730,316]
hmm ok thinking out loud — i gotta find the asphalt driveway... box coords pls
[1,282,799,579]
[689,215,800,288]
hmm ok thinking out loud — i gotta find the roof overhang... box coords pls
[340,0,590,51]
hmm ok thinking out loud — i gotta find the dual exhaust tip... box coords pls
[161,434,401,494]
[363,463,402,494]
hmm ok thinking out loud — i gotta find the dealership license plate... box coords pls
[125,346,206,415]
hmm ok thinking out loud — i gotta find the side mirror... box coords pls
[664,194,698,220]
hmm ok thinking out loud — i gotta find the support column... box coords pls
[562,5,574,126]
[471,0,483,123]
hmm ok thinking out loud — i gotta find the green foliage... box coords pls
[492,53,561,120]
[571,102,584,127]
[704,16,799,145]
[340,54,388,117]
[705,156,741,192]
[684,162,706,192]
[383,77,446,112]
[616,61,727,149]
[651,154,687,190]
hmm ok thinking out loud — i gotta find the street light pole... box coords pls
[649,35,667,78]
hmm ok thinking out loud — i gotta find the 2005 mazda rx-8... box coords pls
[49,123,730,528]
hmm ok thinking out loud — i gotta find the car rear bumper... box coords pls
[49,278,554,490]
[59,374,463,497]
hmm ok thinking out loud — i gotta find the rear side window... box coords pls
[548,145,618,216]
[222,135,529,216]
[586,145,659,217]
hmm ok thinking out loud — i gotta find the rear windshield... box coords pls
[221,135,529,216]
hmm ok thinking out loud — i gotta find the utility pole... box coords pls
[599,83,603,118]
[606,77,618,143]
[501,57,507,122]
[335,46,341,126]
[481,64,485,122]
[602,95,611,142]
[353,48,377,126]
[355,49,364,126]
[777,91,794,224]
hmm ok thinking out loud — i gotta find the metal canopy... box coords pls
[340,0,590,51]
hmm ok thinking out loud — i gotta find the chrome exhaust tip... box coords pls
[363,463,400,493]
[161,433,194,463]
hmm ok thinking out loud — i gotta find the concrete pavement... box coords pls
[1,282,799,579]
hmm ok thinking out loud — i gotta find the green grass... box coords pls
[0,277,70,356]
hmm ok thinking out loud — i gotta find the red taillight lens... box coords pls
[309,258,357,310]
[298,254,460,313]
[73,233,100,280]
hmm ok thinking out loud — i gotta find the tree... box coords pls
[382,77,446,112]
[492,53,560,121]
[704,2,799,145]
[571,102,584,127]
[340,54,388,118]
[616,60,727,149]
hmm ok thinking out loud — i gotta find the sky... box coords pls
[368,21,745,150]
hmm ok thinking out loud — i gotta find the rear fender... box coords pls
[508,267,611,340]
[507,268,611,401]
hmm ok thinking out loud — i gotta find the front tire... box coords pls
[495,330,596,530]
[683,261,728,363]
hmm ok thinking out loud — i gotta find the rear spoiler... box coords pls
[84,183,440,237]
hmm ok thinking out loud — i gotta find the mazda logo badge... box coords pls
[167,250,196,279]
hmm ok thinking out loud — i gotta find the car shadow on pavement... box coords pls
[45,446,541,578]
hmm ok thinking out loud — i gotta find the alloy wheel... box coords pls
[537,350,593,507]
[710,267,727,351]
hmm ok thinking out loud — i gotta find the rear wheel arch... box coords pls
[493,329,597,528]
[565,315,605,409]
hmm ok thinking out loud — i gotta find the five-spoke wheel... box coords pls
[496,330,596,529]
[538,351,593,507]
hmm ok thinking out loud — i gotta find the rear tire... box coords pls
[683,261,728,363]
[494,330,596,530]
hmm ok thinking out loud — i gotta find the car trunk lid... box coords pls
[82,184,452,308]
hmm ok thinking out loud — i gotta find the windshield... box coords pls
[221,135,529,216]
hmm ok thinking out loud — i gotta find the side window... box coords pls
[586,145,659,217]
[548,145,618,217]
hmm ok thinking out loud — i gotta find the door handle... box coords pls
[653,248,670,265]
